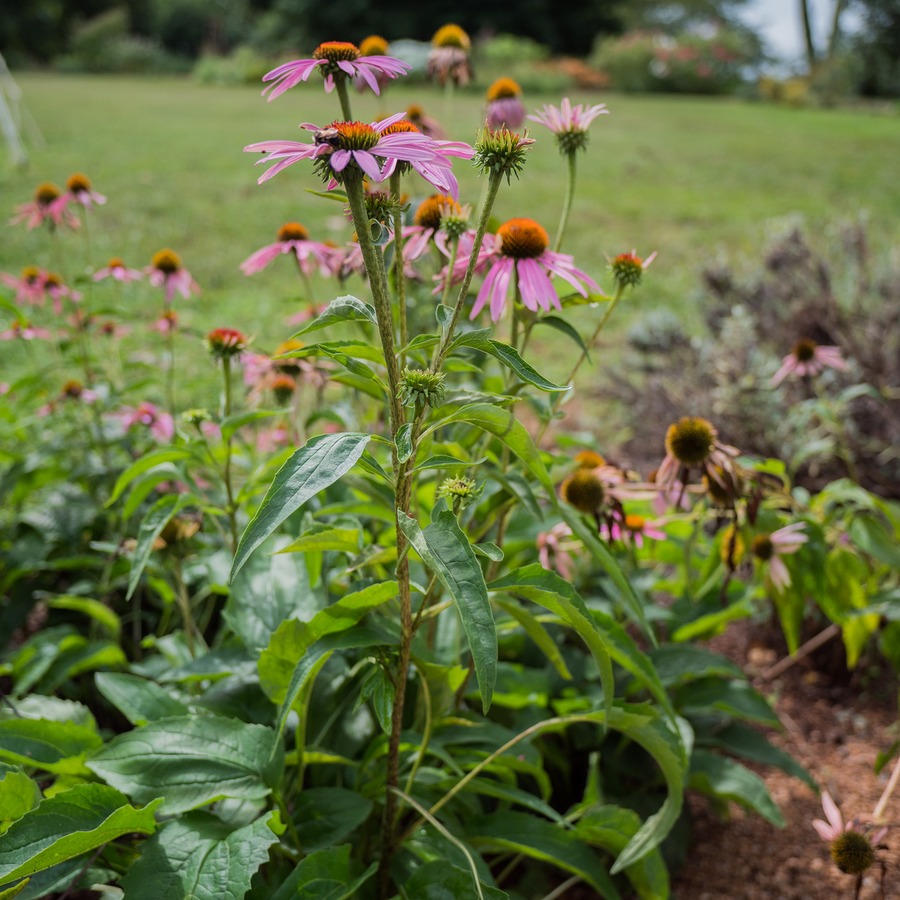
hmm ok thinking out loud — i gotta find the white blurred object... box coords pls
[0,52,46,169]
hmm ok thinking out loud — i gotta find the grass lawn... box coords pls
[1,73,899,398]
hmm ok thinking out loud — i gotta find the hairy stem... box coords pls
[553,151,577,253]
[222,357,238,553]
[389,172,408,369]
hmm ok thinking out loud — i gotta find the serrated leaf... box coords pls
[0,719,101,775]
[290,295,377,339]
[398,511,496,713]
[106,449,192,507]
[688,749,784,826]
[86,716,283,815]
[0,784,159,884]
[292,788,373,852]
[118,811,282,900]
[127,493,198,600]
[94,673,189,726]
[231,433,371,580]
[426,404,553,498]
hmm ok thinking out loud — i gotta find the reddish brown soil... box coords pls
[672,621,899,900]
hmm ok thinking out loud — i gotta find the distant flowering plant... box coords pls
[438,217,602,322]
[0,320,53,341]
[657,416,740,498]
[41,273,82,315]
[427,24,472,87]
[812,791,887,876]
[485,78,526,130]
[261,42,409,101]
[9,182,79,230]
[528,99,609,154]
[145,249,201,303]
[1,266,46,305]
[771,338,847,385]
[52,173,107,217]
[112,402,175,442]
[751,523,808,591]
[240,223,338,277]
[94,257,143,283]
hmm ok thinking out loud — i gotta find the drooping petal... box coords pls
[812,818,838,842]
[489,257,514,322]
[352,150,384,182]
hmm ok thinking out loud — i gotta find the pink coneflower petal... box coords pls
[812,818,838,842]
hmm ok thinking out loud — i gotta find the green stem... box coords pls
[553,151,577,253]
[439,236,459,310]
[335,77,353,120]
[436,171,503,365]
[222,357,238,553]
[166,324,176,418]
[273,791,303,853]
[389,172,408,370]
[172,558,195,659]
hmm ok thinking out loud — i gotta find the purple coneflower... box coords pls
[405,104,445,139]
[657,416,741,498]
[42,273,82,315]
[427,25,472,87]
[240,222,338,277]
[438,217,602,322]
[262,41,409,101]
[112,402,175,442]
[771,338,847,386]
[145,249,201,304]
[93,257,143,284]
[527,98,609,154]
[52,173,107,218]
[537,522,577,581]
[751,523,807,592]
[812,791,887,876]
[602,513,666,548]
[9,182,79,230]
[485,78,525,130]
[1,266,46,305]
[0,320,53,341]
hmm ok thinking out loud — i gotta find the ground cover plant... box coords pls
[1,31,899,900]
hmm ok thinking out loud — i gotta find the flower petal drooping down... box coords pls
[240,223,339,277]
[771,338,848,386]
[145,249,201,303]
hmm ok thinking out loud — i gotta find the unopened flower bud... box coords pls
[473,126,534,183]
[398,368,445,408]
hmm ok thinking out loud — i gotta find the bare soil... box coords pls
[671,620,899,900]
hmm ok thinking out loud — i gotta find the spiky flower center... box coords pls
[359,35,388,56]
[66,173,91,193]
[271,375,297,404]
[107,257,126,269]
[624,514,646,532]
[498,218,549,259]
[486,77,521,101]
[575,450,606,469]
[562,469,605,514]
[278,222,309,242]
[751,534,774,561]
[831,831,875,875]
[415,194,456,231]
[62,379,84,398]
[438,476,478,508]
[313,42,360,63]
[665,416,716,466]
[21,265,41,283]
[152,249,181,274]
[328,121,380,151]
[43,273,62,288]
[473,127,532,182]
[432,24,471,50]
[381,120,420,136]
[34,182,61,205]
[206,327,248,360]
[610,253,645,288]
[793,338,817,362]
[406,104,425,122]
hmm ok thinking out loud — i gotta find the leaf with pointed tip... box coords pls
[396,423,414,464]
[106,449,192,507]
[534,315,591,361]
[290,295,376,339]
[94,673,189,726]
[688,750,784,827]
[231,433,371,580]
[398,511,496,713]
[492,597,571,680]
[458,335,569,393]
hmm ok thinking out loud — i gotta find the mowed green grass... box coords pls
[1,73,899,396]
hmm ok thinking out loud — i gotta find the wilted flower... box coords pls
[93,257,143,283]
[528,98,609,155]
[112,402,175,442]
[608,250,657,289]
[704,466,742,507]
[145,249,201,303]
[485,78,525,130]
[720,524,744,566]
[261,41,409,101]
[770,338,848,386]
[440,217,601,322]
[205,327,249,362]
[240,222,338,277]
[812,791,887,875]
[10,182,79,230]
[246,114,461,197]
[751,523,807,592]
[52,173,107,217]
[427,24,472,86]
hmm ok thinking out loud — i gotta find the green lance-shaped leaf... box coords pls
[453,333,569,393]
[560,504,656,644]
[231,432,371,580]
[674,678,780,727]
[0,719,101,775]
[290,294,377,338]
[292,787,373,853]
[276,527,362,555]
[688,749,785,827]
[272,626,389,745]
[575,805,669,900]
[94,673,190,726]
[398,510,497,713]
[127,493,198,599]
[118,810,283,900]
[269,845,377,900]
[492,597,571,680]
[465,811,621,900]
[0,783,160,885]
[425,404,554,499]
[45,597,120,640]
[258,581,399,704]
[106,448,192,507]
[86,716,283,815]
